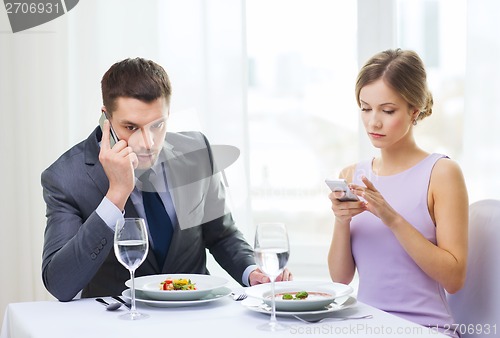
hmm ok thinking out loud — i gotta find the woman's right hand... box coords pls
[328,190,366,224]
[328,187,362,284]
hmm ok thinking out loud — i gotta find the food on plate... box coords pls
[279,291,309,300]
[294,291,309,299]
[160,278,197,291]
[275,291,335,301]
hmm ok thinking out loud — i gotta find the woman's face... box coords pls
[359,79,417,149]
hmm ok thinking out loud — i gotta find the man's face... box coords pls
[105,97,169,170]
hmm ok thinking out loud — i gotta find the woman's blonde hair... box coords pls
[355,48,433,121]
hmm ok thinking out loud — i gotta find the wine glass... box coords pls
[114,218,149,320]
[254,222,290,331]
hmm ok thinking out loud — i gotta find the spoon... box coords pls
[95,298,122,311]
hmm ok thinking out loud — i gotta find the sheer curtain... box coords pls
[0,2,71,319]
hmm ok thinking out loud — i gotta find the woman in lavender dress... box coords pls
[327,49,468,338]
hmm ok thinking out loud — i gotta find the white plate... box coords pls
[121,286,231,308]
[241,295,357,317]
[245,281,353,311]
[125,274,228,301]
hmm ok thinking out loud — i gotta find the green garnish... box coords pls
[295,291,309,299]
[281,291,309,300]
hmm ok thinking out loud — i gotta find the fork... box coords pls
[230,292,247,301]
[293,314,373,324]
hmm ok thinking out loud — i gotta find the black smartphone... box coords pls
[98,111,119,147]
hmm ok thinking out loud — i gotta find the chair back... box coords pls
[447,199,500,338]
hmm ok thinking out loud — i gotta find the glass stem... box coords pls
[130,269,137,313]
[270,277,277,324]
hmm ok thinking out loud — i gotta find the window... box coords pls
[396,0,466,161]
[246,0,358,278]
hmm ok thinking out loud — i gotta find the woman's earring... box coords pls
[412,119,417,126]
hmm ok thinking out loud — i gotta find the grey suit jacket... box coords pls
[41,127,255,301]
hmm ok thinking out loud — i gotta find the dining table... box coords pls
[1,286,447,338]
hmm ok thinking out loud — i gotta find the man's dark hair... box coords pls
[101,57,172,113]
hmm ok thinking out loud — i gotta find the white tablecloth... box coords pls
[1,292,446,338]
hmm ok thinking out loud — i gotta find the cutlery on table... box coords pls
[112,296,131,309]
[293,314,373,324]
[95,298,122,311]
[230,292,247,301]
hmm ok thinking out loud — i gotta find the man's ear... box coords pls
[102,106,112,119]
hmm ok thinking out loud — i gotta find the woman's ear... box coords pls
[412,108,420,120]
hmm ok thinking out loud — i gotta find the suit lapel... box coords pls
[84,127,109,196]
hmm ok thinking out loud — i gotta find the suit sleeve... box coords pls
[41,167,115,301]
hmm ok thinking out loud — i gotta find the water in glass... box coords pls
[114,218,149,320]
[254,222,290,331]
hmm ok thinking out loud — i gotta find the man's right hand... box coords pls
[98,119,138,211]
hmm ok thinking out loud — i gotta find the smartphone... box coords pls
[325,179,359,201]
[98,111,119,147]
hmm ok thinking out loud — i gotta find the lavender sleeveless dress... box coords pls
[350,153,458,337]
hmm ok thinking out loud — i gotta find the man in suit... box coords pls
[41,57,291,302]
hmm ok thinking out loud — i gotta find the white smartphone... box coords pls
[325,179,359,202]
[98,111,119,147]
